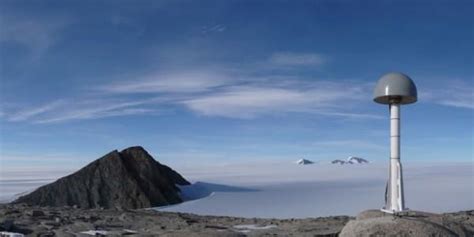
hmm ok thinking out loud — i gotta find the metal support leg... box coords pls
[382,103,406,213]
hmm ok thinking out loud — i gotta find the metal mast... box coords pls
[373,72,417,214]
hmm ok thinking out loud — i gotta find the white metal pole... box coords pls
[389,103,405,212]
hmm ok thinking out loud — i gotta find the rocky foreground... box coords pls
[1,204,473,237]
[0,204,350,236]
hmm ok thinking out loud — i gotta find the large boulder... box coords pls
[340,209,472,237]
[13,146,190,209]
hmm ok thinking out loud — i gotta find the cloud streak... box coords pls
[313,140,385,150]
[436,87,473,109]
[181,81,376,119]
[269,52,326,67]
[422,82,473,109]
[4,98,162,124]
[0,13,71,57]
[201,24,226,34]
[100,70,232,94]
[7,101,65,122]
[1,52,384,123]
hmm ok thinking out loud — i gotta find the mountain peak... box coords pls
[14,146,190,209]
[121,146,147,153]
[331,156,369,165]
[296,158,314,165]
[347,156,369,164]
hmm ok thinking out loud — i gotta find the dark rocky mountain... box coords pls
[296,159,314,165]
[13,146,190,209]
[331,156,369,165]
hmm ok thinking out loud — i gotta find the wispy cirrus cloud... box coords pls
[269,52,326,67]
[182,82,376,119]
[99,70,232,94]
[3,98,162,124]
[313,140,385,150]
[6,100,65,122]
[436,88,473,109]
[0,14,71,57]
[201,24,226,34]
[422,81,473,109]
[1,51,380,123]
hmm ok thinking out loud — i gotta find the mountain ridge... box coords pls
[13,146,190,209]
[296,158,314,165]
[331,156,368,165]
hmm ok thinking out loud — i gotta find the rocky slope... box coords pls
[1,204,472,237]
[340,209,474,237]
[0,204,351,237]
[13,146,190,209]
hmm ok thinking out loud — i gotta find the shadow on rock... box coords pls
[178,182,259,201]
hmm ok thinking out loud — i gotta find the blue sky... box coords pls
[0,0,472,170]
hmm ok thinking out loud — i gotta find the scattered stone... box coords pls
[4,209,20,215]
[0,232,25,237]
[36,231,55,237]
[0,219,15,231]
[29,210,45,217]
[40,221,60,230]
[340,209,474,237]
[1,204,472,236]
[80,230,108,236]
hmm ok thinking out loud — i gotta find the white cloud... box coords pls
[313,111,383,119]
[3,68,382,123]
[183,86,310,118]
[201,24,226,34]
[437,88,473,109]
[7,100,65,122]
[1,51,384,123]
[269,52,325,67]
[101,70,231,94]
[422,82,473,109]
[35,99,160,124]
[4,98,161,124]
[182,83,377,119]
[4,77,379,123]
[313,140,385,150]
[0,14,70,57]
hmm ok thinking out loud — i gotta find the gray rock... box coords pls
[13,146,190,209]
[340,209,471,237]
[1,219,15,231]
[28,210,45,217]
[2,204,472,236]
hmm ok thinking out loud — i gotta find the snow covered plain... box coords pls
[1,161,472,218]
[159,161,474,218]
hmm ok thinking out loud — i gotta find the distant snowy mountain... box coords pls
[296,159,314,165]
[347,156,368,164]
[331,156,368,165]
[331,159,346,165]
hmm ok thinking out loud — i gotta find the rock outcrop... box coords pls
[340,209,474,237]
[13,146,190,209]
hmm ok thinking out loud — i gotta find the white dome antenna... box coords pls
[374,72,417,214]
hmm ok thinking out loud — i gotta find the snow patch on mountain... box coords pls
[296,159,314,165]
[332,156,368,165]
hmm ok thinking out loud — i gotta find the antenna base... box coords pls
[381,208,410,215]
